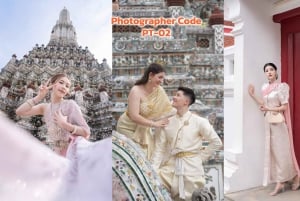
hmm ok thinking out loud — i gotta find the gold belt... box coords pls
[48,140,69,147]
[175,151,196,158]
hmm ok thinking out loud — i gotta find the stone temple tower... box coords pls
[112,0,224,139]
[0,7,112,141]
[49,7,79,47]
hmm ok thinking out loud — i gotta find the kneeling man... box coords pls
[152,87,222,200]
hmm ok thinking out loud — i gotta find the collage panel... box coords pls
[0,0,230,201]
[0,1,112,201]
[112,0,224,200]
[224,0,300,201]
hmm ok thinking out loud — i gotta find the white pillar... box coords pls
[212,24,224,54]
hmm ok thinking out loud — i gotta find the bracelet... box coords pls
[150,120,155,128]
[32,98,38,105]
[26,100,34,107]
[71,125,77,134]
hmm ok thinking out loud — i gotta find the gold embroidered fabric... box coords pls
[43,100,90,156]
[261,83,298,185]
[151,111,222,200]
[47,139,69,155]
[46,102,70,155]
[139,86,173,119]
[117,86,173,159]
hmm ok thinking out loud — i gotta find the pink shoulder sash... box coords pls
[262,82,279,96]
[284,104,300,176]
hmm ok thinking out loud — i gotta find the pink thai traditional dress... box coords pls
[43,99,90,156]
[262,82,300,185]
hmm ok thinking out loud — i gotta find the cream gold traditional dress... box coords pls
[151,111,222,200]
[262,82,300,186]
[116,85,174,159]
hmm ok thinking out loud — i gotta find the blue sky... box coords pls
[0,0,112,68]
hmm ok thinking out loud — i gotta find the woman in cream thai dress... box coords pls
[116,63,175,159]
[248,63,300,196]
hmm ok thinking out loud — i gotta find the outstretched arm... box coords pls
[248,84,264,106]
[16,80,52,117]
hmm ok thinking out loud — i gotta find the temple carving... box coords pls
[112,0,224,140]
[112,1,224,199]
[0,8,112,141]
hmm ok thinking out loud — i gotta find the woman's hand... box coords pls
[248,84,264,105]
[153,118,169,128]
[36,79,54,101]
[53,110,68,129]
[248,84,255,97]
[259,105,269,112]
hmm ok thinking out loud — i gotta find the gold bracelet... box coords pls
[150,120,155,128]
[32,98,38,105]
[26,100,33,107]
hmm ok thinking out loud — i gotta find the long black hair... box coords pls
[135,63,165,85]
[263,63,277,72]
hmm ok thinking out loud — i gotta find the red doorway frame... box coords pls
[273,7,300,165]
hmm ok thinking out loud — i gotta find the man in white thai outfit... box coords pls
[151,87,222,201]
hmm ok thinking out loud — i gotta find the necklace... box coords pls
[143,84,156,95]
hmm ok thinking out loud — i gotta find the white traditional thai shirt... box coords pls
[152,111,222,200]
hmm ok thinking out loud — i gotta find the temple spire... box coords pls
[48,7,78,47]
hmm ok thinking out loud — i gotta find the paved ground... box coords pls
[224,184,300,201]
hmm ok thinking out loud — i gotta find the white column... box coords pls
[212,24,224,54]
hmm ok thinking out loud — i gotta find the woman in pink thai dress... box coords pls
[248,63,300,196]
[16,73,90,156]
[0,73,114,201]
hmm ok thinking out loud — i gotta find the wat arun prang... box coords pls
[0,8,112,141]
